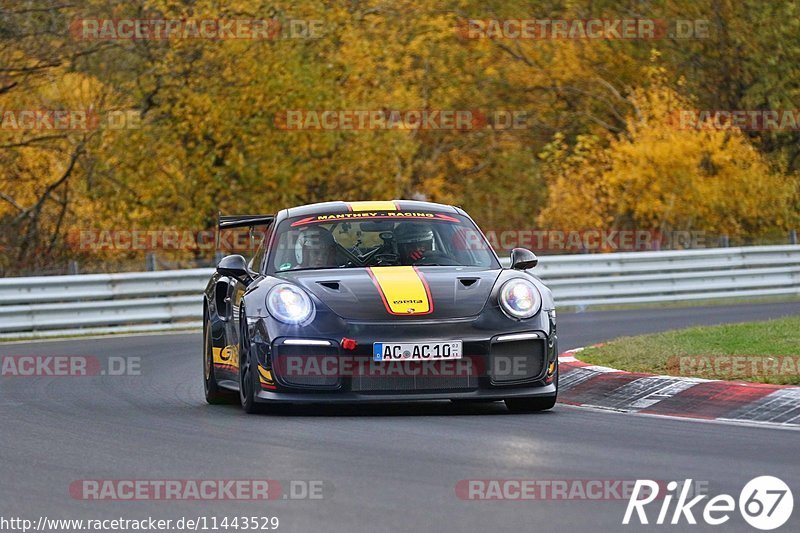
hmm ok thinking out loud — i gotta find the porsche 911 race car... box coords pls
[203,200,558,413]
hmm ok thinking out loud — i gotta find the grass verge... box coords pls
[578,315,800,385]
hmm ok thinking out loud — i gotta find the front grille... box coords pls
[272,344,341,389]
[351,361,477,392]
[490,338,546,384]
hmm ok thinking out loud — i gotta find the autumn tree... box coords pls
[538,61,798,241]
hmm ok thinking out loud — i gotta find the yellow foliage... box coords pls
[2,0,799,273]
[538,63,797,238]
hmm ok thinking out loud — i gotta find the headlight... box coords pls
[498,278,542,319]
[267,284,314,324]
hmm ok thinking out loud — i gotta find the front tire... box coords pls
[204,312,237,405]
[239,308,266,414]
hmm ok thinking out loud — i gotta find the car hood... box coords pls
[276,267,502,320]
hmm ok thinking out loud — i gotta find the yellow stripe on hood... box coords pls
[368,266,432,315]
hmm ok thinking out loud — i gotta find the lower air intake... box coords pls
[490,338,546,384]
[272,344,341,389]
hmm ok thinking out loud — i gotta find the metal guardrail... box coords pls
[0,269,211,338]
[1,246,798,338]
[531,245,800,306]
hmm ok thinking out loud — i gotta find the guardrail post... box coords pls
[67,261,79,275]
[145,252,157,271]
[790,230,798,245]
[719,235,729,247]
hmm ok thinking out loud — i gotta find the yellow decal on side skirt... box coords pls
[212,345,239,368]
[258,366,273,383]
[368,266,433,315]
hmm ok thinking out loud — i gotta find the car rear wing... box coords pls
[218,214,275,230]
[216,213,275,251]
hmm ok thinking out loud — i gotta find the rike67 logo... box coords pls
[624,476,794,530]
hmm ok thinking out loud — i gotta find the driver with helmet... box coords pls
[394,223,435,265]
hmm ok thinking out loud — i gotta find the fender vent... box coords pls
[458,278,479,288]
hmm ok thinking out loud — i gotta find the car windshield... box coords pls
[269,211,499,272]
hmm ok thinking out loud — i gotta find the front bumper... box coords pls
[254,383,557,403]
[249,316,558,403]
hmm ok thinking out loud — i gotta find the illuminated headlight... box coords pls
[267,284,314,324]
[499,278,542,319]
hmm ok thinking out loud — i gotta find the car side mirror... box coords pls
[510,248,538,270]
[217,254,252,283]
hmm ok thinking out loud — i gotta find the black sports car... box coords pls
[203,200,558,413]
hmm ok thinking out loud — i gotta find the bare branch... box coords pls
[0,133,69,149]
[12,141,85,224]
[0,192,24,212]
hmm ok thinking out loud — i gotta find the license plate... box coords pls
[373,341,463,361]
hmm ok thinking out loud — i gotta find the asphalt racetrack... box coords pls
[1,302,799,533]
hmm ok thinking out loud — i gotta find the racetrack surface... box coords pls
[1,302,799,533]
